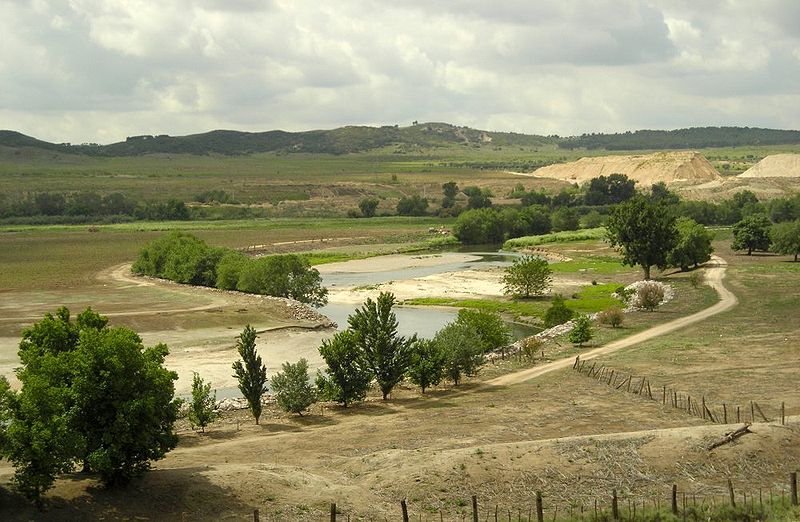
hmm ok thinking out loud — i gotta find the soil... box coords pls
[740,154,800,178]
[527,151,721,188]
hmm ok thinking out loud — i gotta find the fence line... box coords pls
[571,356,790,426]
[249,474,799,521]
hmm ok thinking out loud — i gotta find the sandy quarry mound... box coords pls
[532,151,721,187]
[740,154,800,178]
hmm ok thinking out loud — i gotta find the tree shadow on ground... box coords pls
[0,466,254,521]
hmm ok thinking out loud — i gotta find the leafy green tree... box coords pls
[551,207,580,232]
[456,309,511,354]
[544,294,574,328]
[668,217,714,271]
[237,254,328,306]
[568,314,593,347]
[502,255,552,298]
[187,373,218,433]
[580,209,605,229]
[215,250,248,290]
[434,322,485,386]
[317,330,372,407]
[606,194,678,280]
[650,182,680,206]
[732,214,772,255]
[407,339,446,393]
[584,174,636,206]
[396,195,429,216]
[132,231,222,286]
[348,293,415,400]
[232,325,268,424]
[5,307,179,503]
[521,205,552,235]
[0,376,11,452]
[453,208,504,244]
[463,186,492,209]
[441,181,459,208]
[270,359,316,415]
[358,197,380,218]
[771,220,800,261]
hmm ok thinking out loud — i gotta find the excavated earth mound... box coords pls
[740,153,800,178]
[532,151,722,187]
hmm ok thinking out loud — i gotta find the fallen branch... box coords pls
[707,424,752,451]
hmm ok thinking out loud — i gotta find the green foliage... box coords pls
[732,214,772,255]
[237,254,328,306]
[0,376,11,453]
[544,294,574,328]
[317,330,372,407]
[454,207,552,245]
[132,231,220,285]
[396,195,429,216]
[270,359,316,415]
[568,314,593,346]
[6,307,179,503]
[358,197,380,218]
[187,373,218,433]
[668,217,714,271]
[606,194,678,280]
[215,250,248,290]
[551,207,580,232]
[503,228,606,248]
[348,292,415,399]
[456,309,511,353]
[771,220,800,261]
[232,325,268,424]
[580,209,605,229]
[463,186,492,209]
[407,339,446,393]
[583,173,637,206]
[559,126,800,150]
[441,181,459,209]
[433,322,485,386]
[502,255,552,298]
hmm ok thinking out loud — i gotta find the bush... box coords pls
[187,373,218,433]
[597,307,624,328]
[407,339,446,393]
[688,271,702,288]
[543,294,574,328]
[270,359,316,415]
[456,309,511,354]
[519,337,543,360]
[434,322,485,386]
[632,281,664,311]
[568,314,593,347]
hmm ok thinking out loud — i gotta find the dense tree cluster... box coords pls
[132,232,327,305]
[316,293,502,406]
[0,308,179,505]
[0,191,190,223]
[558,127,800,150]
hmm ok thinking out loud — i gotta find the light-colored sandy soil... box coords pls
[527,151,721,187]
[740,153,800,178]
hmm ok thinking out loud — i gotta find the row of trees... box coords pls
[0,308,180,505]
[132,232,328,305]
[732,215,800,260]
[0,191,190,222]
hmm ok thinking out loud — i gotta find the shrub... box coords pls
[519,337,543,360]
[632,281,664,311]
[598,307,624,328]
[688,271,702,288]
[543,294,574,328]
[407,339,446,393]
[568,314,593,347]
[187,373,218,433]
[434,322,485,386]
[456,309,511,354]
[270,359,316,415]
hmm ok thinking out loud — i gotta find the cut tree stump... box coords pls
[707,424,752,450]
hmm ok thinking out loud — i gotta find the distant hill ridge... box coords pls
[1,124,799,157]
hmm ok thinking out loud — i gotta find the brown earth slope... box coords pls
[531,151,721,187]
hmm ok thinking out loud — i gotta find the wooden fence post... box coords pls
[254,508,260,522]
[330,503,336,522]
[791,472,798,506]
[723,403,728,424]
[781,402,785,425]
[728,479,736,508]
[401,499,409,522]
[672,485,678,515]
[472,495,478,522]
[702,396,706,419]
[535,491,543,522]
[611,489,619,520]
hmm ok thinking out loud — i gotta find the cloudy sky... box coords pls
[2,0,799,144]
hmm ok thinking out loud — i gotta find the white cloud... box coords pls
[0,1,798,143]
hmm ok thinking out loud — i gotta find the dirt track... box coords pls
[487,255,737,386]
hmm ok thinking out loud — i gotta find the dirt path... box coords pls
[487,255,737,386]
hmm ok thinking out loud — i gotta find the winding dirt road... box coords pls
[487,255,738,386]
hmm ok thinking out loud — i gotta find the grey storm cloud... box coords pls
[0,0,798,143]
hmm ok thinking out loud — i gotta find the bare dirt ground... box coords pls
[3,248,799,521]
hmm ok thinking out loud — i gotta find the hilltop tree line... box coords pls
[558,127,800,150]
[132,232,327,305]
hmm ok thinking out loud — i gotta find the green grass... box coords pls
[503,228,607,249]
[549,255,628,275]
[404,283,623,321]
